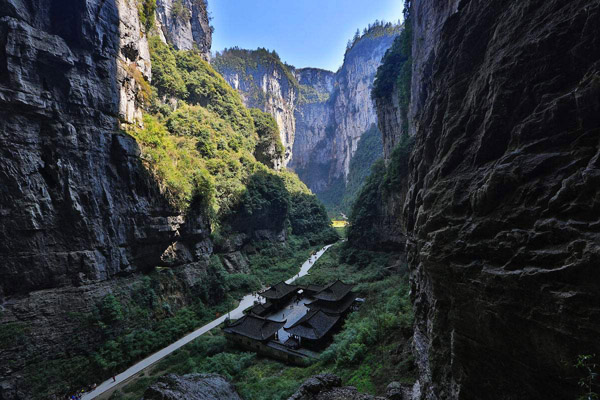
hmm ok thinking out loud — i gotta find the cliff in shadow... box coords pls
[405,0,600,398]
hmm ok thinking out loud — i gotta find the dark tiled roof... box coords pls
[303,284,325,294]
[313,280,354,302]
[284,309,340,340]
[260,281,298,300]
[248,301,274,316]
[307,292,356,315]
[224,315,286,341]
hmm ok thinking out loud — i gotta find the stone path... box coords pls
[82,243,334,400]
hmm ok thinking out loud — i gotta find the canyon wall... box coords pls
[375,80,403,163]
[0,1,213,397]
[155,0,212,60]
[405,0,600,399]
[212,49,298,165]
[291,68,336,193]
[0,0,184,299]
[214,26,399,198]
[328,33,394,183]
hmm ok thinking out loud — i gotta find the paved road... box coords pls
[82,243,334,400]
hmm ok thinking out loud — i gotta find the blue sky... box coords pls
[209,1,404,71]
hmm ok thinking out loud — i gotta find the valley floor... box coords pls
[84,245,334,399]
[105,242,415,400]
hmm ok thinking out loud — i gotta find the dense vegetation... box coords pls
[345,20,401,55]
[212,47,299,106]
[348,0,415,248]
[250,108,285,168]
[25,236,328,400]
[347,134,414,249]
[372,0,413,132]
[137,0,157,32]
[108,243,415,400]
[136,36,332,243]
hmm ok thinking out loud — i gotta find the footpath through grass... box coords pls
[108,242,415,400]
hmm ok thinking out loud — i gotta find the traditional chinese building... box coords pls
[302,284,325,297]
[225,280,360,363]
[247,301,275,317]
[307,280,356,316]
[224,314,285,350]
[284,309,341,350]
[259,281,299,307]
[224,314,307,364]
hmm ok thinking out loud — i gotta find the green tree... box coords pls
[138,0,157,31]
[250,108,285,168]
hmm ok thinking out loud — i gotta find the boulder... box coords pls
[143,373,241,400]
[288,374,386,400]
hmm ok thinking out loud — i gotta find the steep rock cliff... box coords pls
[375,81,403,163]
[0,0,189,299]
[291,68,336,193]
[155,0,212,60]
[213,26,399,199]
[329,32,395,182]
[293,27,399,199]
[213,48,298,165]
[0,1,212,397]
[350,25,412,251]
[406,1,600,399]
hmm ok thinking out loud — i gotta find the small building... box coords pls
[226,280,361,363]
[259,281,299,307]
[247,301,275,317]
[307,280,356,316]
[224,314,309,365]
[224,314,285,351]
[302,284,324,297]
[307,293,356,315]
[312,280,354,302]
[284,309,341,350]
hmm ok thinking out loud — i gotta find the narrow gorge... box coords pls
[1,1,599,400]
[0,1,335,398]
[212,24,399,211]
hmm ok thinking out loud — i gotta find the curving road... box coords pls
[82,243,334,400]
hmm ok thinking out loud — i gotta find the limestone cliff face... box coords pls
[405,0,600,399]
[213,28,398,194]
[292,30,399,197]
[0,1,212,397]
[155,0,212,60]
[143,373,242,400]
[0,0,189,299]
[375,81,403,163]
[293,29,399,196]
[329,34,395,182]
[213,49,298,165]
[292,31,399,196]
[291,68,336,192]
